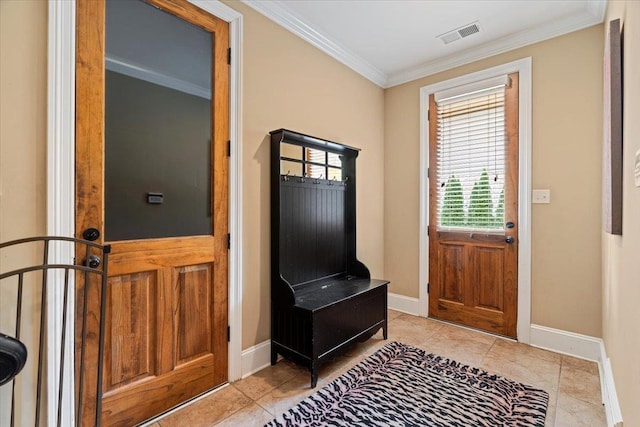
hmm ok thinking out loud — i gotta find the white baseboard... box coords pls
[600,342,624,427]
[529,324,623,427]
[388,292,420,316]
[529,324,602,361]
[240,340,271,379]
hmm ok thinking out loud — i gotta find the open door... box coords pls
[75,0,229,424]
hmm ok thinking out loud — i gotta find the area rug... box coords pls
[265,341,548,427]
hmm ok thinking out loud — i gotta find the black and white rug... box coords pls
[265,341,548,427]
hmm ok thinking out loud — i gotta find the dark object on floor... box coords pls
[266,341,550,427]
[0,333,27,386]
[270,129,389,388]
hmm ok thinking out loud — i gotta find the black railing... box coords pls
[0,236,110,427]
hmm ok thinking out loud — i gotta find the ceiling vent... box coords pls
[437,21,481,45]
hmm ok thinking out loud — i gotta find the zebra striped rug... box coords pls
[265,341,548,427]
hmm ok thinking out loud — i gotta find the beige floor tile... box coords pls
[214,402,274,427]
[158,386,252,427]
[490,338,562,364]
[234,359,301,400]
[436,322,498,346]
[396,313,445,338]
[387,317,433,346]
[418,323,496,367]
[562,354,599,376]
[481,350,560,392]
[555,392,606,427]
[559,365,602,405]
[545,389,559,427]
[255,372,318,417]
[387,309,403,321]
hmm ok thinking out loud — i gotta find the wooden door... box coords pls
[428,73,519,338]
[75,0,229,425]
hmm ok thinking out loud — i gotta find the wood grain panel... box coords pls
[75,1,106,424]
[104,272,157,393]
[428,75,519,338]
[439,243,465,304]
[101,355,216,426]
[76,0,230,424]
[472,246,504,312]
[176,264,212,364]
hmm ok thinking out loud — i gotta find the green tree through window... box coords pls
[441,175,464,226]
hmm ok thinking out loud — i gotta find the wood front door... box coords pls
[75,0,229,425]
[428,73,519,338]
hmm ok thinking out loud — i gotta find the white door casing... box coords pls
[418,57,532,342]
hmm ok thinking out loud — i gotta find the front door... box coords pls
[428,73,519,338]
[75,0,229,424]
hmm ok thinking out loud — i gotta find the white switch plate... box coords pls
[532,189,551,204]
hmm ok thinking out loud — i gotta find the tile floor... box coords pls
[147,310,606,427]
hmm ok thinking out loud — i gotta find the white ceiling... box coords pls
[242,0,606,88]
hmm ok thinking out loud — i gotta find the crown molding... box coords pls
[241,0,606,89]
[240,0,387,87]
[387,5,605,87]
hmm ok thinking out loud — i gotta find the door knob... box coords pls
[506,222,515,229]
[83,228,100,241]
[85,255,101,269]
[505,236,515,244]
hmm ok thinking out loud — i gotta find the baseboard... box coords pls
[529,324,623,426]
[600,342,624,427]
[529,324,602,361]
[388,293,420,316]
[240,340,271,379]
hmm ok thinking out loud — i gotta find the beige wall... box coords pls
[0,0,48,421]
[384,25,604,337]
[222,1,386,348]
[602,1,640,425]
[0,1,47,245]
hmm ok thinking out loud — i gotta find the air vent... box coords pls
[437,21,481,45]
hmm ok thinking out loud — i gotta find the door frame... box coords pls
[418,57,532,342]
[46,1,243,424]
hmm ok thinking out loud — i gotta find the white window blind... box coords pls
[435,80,507,232]
[305,148,342,180]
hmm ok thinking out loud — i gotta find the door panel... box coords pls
[75,0,229,425]
[439,243,464,303]
[473,245,504,311]
[428,73,519,338]
[104,272,157,392]
[176,264,213,364]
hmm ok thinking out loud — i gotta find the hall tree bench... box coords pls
[270,128,389,387]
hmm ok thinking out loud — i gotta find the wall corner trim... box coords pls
[388,293,421,316]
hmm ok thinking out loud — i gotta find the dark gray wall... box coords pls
[105,70,211,241]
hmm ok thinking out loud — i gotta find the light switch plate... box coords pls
[635,149,640,187]
[532,189,551,204]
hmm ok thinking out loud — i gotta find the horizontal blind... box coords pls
[306,147,326,178]
[436,84,506,232]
